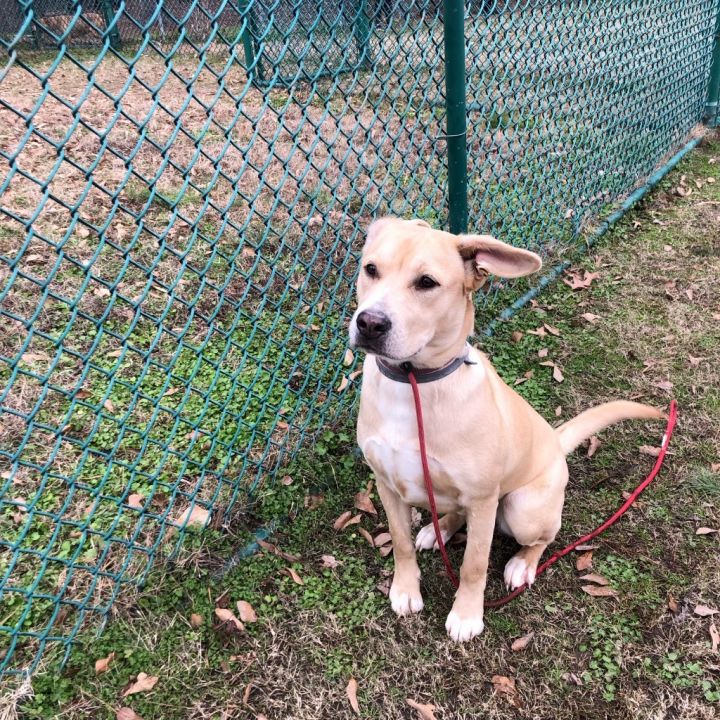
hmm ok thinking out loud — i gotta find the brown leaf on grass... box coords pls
[242,683,253,704]
[127,494,143,509]
[256,539,301,563]
[116,709,143,720]
[510,331,524,343]
[379,544,394,557]
[337,376,349,392]
[562,672,583,686]
[95,652,115,674]
[122,672,159,697]
[581,585,619,598]
[587,436,601,458]
[527,326,547,338]
[346,677,360,715]
[281,475,293,485]
[214,608,245,632]
[376,579,391,595]
[510,632,534,652]
[710,623,719,652]
[576,551,593,571]
[563,270,600,290]
[668,594,679,614]
[304,493,324,509]
[653,380,674,392]
[538,348,549,358]
[358,527,375,546]
[581,312,601,324]
[406,698,437,720]
[696,527,718,535]
[491,675,516,694]
[694,605,718,617]
[639,445,661,457]
[553,365,564,383]
[555,406,562,417]
[333,511,353,530]
[321,554,341,568]
[354,490,377,515]
[688,355,703,367]
[580,573,610,586]
[190,613,203,628]
[103,398,115,412]
[712,463,720,473]
[75,389,92,399]
[283,567,305,586]
[236,601,257,623]
[374,532,393,547]
[544,323,562,336]
[343,348,355,366]
[174,505,210,529]
[349,369,363,381]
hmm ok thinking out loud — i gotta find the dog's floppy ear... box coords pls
[365,217,431,248]
[457,234,542,288]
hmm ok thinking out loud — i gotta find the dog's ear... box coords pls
[365,217,431,247]
[457,234,542,288]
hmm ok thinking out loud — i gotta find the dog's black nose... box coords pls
[356,310,391,340]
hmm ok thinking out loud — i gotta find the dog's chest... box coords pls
[359,382,468,512]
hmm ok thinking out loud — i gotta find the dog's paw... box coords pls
[389,584,424,616]
[503,554,537,590]
[415,522,449,551]
[445,610,485,642]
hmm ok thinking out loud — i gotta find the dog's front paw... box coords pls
[389,582,424,616]
[445,610,485,642]
[415,522,449,551]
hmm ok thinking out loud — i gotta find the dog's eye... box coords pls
[416,275,438,290]
[365,263,378,278]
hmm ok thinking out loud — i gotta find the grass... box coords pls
[4,131,717,719]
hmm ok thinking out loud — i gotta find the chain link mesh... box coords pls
[1,0,718,676]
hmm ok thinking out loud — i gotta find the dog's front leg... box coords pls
[376,477,423,616]
[445,495,498,642]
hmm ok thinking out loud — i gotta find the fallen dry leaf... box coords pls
[236,601,257,623]
[562,672,583,686]
[103,398,115,413]
[712,463,720,473]
[337,376,349,392]
[563,270,600,290]
[696,527,718,535]
[190,613,203,628]
[653,380,674,392]
[321,554,341,568]
[358,527,375,546]
[694,605,718,617]
[243,683,253,704]
[552,365,564,383]
[579,573,610,586]
[214,608,245,632]
[555,406,562,417]
[122,672,159,697]
[305,493,325,509]
[283,567,305,586]
[527,326,547,338]
[576,551,593,571]
[710,622,719,652]
[587,436,601,458]
[581,585,619,598]
[544,323,562,336]
[354,491,377,515]
[116,709,143,720]
[510,632,534,652]
[281,475,293,485]
[581,312,600,324]
[510,331,524,343]
[333,511,353,530]
[75,389,92,399]
[406,698,437,720]
[668,594,679,614]
[538,348,549,358]
[344,348,354,366]
[127,494,143,509]
[346,677,360,715]
[95,652,115,674]
[374,532,393,547]
[491,675,516,694]
[379,544,393,557]
[639,445,661,457]
[174,505,210,529]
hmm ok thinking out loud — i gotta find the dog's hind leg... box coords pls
[415,512,466,551]
[500,456,568,590]
[375,477,424,616]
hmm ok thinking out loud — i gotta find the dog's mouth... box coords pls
[351,338,426,365]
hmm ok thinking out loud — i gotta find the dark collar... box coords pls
[376,344,476,384]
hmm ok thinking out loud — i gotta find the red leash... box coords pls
[407,369,678,607]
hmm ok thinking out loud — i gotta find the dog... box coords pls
[349,217,663,642]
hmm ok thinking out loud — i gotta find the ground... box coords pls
[8,131,718,719]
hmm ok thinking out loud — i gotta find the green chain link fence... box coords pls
[1,0,719,678]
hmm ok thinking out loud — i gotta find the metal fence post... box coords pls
[239,0,264,84]
[354,0,371,68]
[98,0,120,49]
[706,6,720,127]
[443,0,468,234]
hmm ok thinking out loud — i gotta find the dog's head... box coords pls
[349,217,542,366]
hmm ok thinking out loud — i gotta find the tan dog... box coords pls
[350,217,663,642]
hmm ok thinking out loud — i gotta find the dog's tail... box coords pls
[556,401,665,455]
